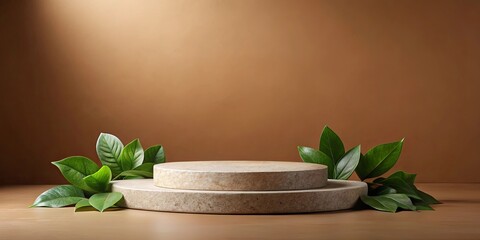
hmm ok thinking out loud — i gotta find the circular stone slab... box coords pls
[154,161,328,191]
[112,179,367,214]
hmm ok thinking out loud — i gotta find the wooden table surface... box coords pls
[1,184,479,240]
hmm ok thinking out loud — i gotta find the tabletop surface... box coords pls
[1,183,479,240]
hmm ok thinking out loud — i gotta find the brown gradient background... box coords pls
[1,0,479,185]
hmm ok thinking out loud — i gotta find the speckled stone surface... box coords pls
[112,179,367,214]
[154,161,328,191]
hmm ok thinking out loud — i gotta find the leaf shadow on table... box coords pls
[75,206,126,212]
[440,199,480,204]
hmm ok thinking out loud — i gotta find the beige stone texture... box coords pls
[112,179,367,214]
[154,161,328,191]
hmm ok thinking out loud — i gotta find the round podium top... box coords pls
[154,161,327,191]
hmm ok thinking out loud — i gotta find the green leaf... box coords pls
[355,139,404,180]
[319,126,345,164]
[52,156,99,192]
[374,176,421,200]
[374,171,439,204]
[144,145,165,164]
[32,185,85,208]
[361,194,416,212]
[355,153,366,179]
[75,198,93,211]
[96,133,124,176]
[123,176,145,180]
[413,202,434,211]
[361,195,397,212]
[412,194,434,210]
[298,146,334,178]
[416,189,440,204]
[89,192,123,212]
[370,185,397,196]
[383,194,416,211]
[412,196,435,210]
[134,162,154,172]
[115,170,153,179]
[83,166,112,193]
[114,163,154,180]
[389,171,417,185]
[335,145,361,180]
[118,139,144,171]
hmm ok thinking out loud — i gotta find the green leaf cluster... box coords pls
[298,125,440,213]
[298,126,361,180]
[32,133,165,212]
[96,133,165,179]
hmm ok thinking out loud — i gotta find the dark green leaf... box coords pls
[298,146,334,178]
[413,200,434,210]
[355,139,404,180]
[89,192,123,212]
[373,177,386,183]
[335,145,361,180]
[118,139,144,171]
[355,153,366,179]
[96,133,124,176]
[319,126,345,164]
[373,171,416,185]
[412,191,438,211]
[83,166,112,193]
[374,176,421,200]
[361,194,416,212]
[370,185,397,196]
[32,185,85,208]
[52,156,99,192]
[144,145,165,164]
[388,171,417,185]
[416,189,440,204]
[74,198,93,212]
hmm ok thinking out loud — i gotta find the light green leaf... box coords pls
[52,156,99,192]
[319,126,345,164]
[113,163,154,180]
[361,193,416,212]
[114,167,153,180]
[123,176,145,180]
[134,163,154,172]
[32,185,85,208]
[335,145,361,180]
[96,133,124,176]
[355,139,404,180]
[83,166,112,193]
[298,146,334,178]
[144,145,165,164]
[118,139,144,171]
[74,198,93,212]
[89,192,123,212]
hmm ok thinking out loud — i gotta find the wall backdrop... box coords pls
[1,0,479,184]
